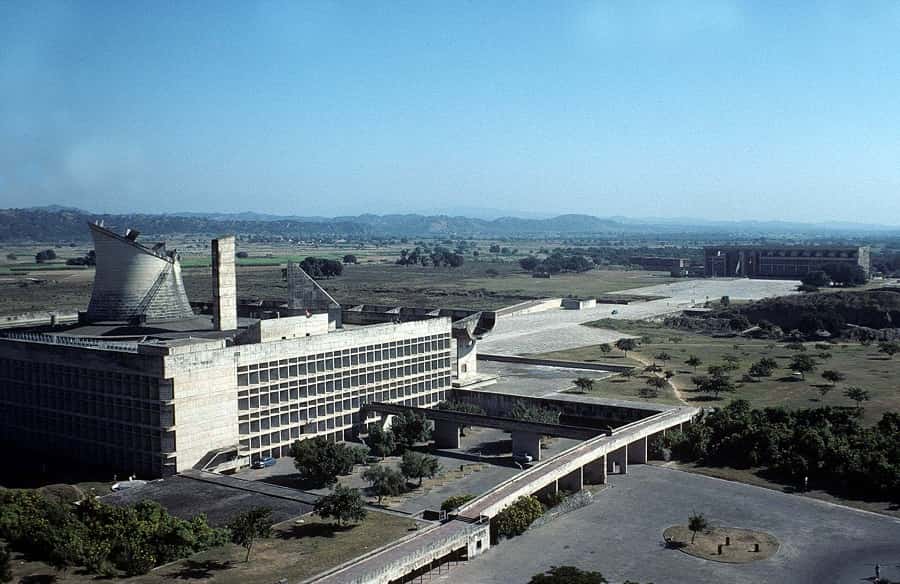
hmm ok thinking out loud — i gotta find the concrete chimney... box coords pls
[211,236,237,331]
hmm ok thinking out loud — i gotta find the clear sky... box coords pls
[2,1,899,223]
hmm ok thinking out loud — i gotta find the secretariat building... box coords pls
[0,224,465,478]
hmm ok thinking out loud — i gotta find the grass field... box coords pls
[538,319,900,425]
[5,511,418,583]
[0,239,676,315]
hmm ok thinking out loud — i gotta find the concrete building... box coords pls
[704,245,870,279]
[629,256,690,277]
[0,224,457,478]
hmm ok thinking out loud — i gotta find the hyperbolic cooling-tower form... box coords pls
[85,222,195,323]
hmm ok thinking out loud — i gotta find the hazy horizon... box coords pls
[2,2,899,223]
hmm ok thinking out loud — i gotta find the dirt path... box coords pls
[630,352,688,405]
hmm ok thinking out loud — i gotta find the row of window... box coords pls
[0,359,161,400]
[237,353,451,387]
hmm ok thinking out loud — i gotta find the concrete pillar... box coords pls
[211,236,237,331]
[511,431,542,462]
[627,436,648,464]
[583,456,607,485]
[607,445,628,474]
[434,419,461,449]
[558,467,583,493]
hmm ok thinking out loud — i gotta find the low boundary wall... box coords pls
[478,353,636,373]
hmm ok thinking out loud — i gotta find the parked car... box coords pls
[512,451,533,465]
[252,456,276,469]
[611,309,619,315]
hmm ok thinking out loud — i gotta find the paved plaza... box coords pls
[480,278,799,355]
[440,464,900,584]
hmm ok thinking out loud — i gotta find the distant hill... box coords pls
[1,207,898,242]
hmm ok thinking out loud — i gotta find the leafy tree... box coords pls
[599,343,612,355]
[664,369,675,380]
[688,512,708,544]
[227,507,272,562]
[789,354,817,379]
[440,494,475,512]
[362,465,405,504]
[614,338,637,357]
[35,249,57,263]
[646,376,666,389]
[493,495,544,538]
[821,262,866,286]
[529,565,608,584]
[621,367,637,379]
[519,256,540,271]
[235,251,249,259]
[878,341,900,359]
[844,386,870,411]
[654,352,671,365]
[721,354,741,371]
[314,485,367,526]
[290,437,356,485]
[639,386,659,399]
[0,545,11,583]
[685,355,702,371]
[801,270,830,287]
[390,411,431,452]
[720,295,730,307]
[572,377,594,393]
[821,370,845,386]
[400,451,441,486]
[817,384,834,399]
[342,254,358,264]
[299,256,343,278]
[510,403,560,425]
[436,401,485,415]
[367,425,396,459]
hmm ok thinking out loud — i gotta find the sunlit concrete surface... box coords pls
[480,278,799,355]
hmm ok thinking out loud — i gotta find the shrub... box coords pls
[440,494,476,512]
[493,496,544,539]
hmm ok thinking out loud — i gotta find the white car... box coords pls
[512,451,533,465]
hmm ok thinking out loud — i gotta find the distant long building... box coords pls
[703,245,870,279]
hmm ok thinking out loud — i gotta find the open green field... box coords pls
[5,511,417,583]
[539,319,900,425]
[0,238,676,315]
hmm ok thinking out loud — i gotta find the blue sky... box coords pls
[1,1,899,223]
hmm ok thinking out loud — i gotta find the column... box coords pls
[627,436,648,464]
[583,456,607,485]
[558,467,583,493]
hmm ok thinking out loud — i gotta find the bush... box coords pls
[493,495,544,539]
[440,493,475,512]
[290,437,357,485]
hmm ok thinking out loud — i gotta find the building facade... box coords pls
[704,245,870,279]
[0,317,453,478]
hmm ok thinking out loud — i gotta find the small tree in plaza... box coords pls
[572,377,594,393]
[391,411,431,453]
[290,437,356,486]
[314,485,367,527]
[367,425,396,460]
[615,338,637,357]
[400,451,441,487]
[227,507,273,562]
[688,512,708,544]
[362,465,405,504]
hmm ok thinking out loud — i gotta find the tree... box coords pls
[440,494,475,512]
[4,253,16,261]
[821,370,845,386]
[290,437,356,485]
[390,411,431,452]
[801,270,830,287]
[615,338,637,357]
[367,425,396,459]
[844,386,870,411]
[314,485,367,526]
[720,295,730,307]
[817,384,833,399]
[821,262,866,286]
[0,545,11,583]
[400,451,441,486]
[654,352,671,366]
[878,341,900,359]
[646,376,666,389]
[35,249,57,263]
[572,377,594,393]
[789,354,817,379]
[362,465,405,504]
[721,354,741,371]
[519,256,540,271]
[688,512,708,544]
[599,343,612,355]
[227,507,272,562]
[510,403,560,425]
[493,495,544,538]
[342,254,358,264]
[686,355,702,372]
[529,566,608,584]
[235,251,249,259]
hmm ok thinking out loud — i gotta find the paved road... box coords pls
[439,464,900,584]
[480,278,799,355]
[478,361,617,398]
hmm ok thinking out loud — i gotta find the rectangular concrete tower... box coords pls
[211,236,237,331]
